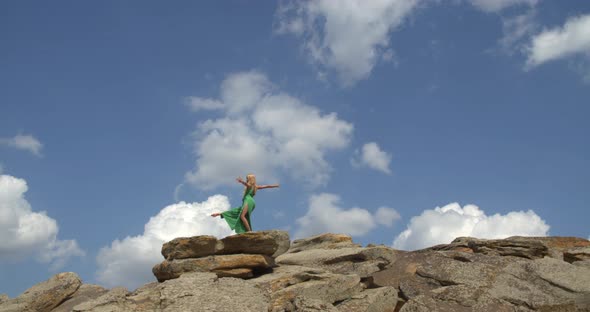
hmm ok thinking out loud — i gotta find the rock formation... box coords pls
[1,231,589,311]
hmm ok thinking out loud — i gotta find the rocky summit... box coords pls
[1,231,590,312]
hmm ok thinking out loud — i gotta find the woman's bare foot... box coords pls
[211,212,221,217]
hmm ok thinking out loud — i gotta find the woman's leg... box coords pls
[240,203,251,232]
[211,212,221,217]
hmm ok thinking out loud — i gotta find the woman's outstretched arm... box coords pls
[256,184,280,189]
[236,177,248,186]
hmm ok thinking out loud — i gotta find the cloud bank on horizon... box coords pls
[0,174,84,270]
[393,202,550,250]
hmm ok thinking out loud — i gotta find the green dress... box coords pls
[221,187,256,234]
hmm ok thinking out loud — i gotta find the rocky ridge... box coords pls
[1,231,589,311]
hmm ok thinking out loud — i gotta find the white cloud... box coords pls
[184,97,224,111]
[185,71,353,190]
[275,0,421,86]
[351,142,392,174]
[526,14,590,68]
[392,202,550,250]
[0,134,43,157]
[294,193,400,238]
[375,206,401,227]
[468,0,537,12]
[0,174,84,269]
[499,10,538,53]
[96,195,234,290]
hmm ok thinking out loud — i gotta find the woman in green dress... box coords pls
[211,174,279,233]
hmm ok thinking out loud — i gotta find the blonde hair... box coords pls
[243,174,257,197]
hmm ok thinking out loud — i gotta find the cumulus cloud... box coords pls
[185,71,353,190]
[351,142,392,174]
[526,14,590,68]
[375,206,401,227]
[0,174,84,269]
[275,0,421,86]
[392,202,550,250]
[294,193,400,238]
[468,0,537,12]
[0,134,43,156]
[96,195,235,289]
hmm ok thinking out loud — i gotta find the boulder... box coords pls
[287,233,359,253]
[0,295,7,305]
[51,284,109,312]
[276,246,398,278]
[161,230,291,261]
[161,235,218,260]
[0,272,81,312]
[153,254,275,282]
[218,230,291,258]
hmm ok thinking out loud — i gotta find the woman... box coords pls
[211,174,279,233]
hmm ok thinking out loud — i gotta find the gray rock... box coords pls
[72,287,130,311]
[159,273,269,312]
[276,246,398,278]
[287,233,360,253]
[0,272,81,312]
[153,253,275,282]
[52,284,109,312]
[564,247,590,264]
[336,286,401,312]
[0,295,8,305]
[251,265,363,311]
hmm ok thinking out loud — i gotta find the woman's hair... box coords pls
[243,174,257,197]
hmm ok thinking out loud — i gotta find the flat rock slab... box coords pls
[218,230,290,258]
[161,235,219,260]
[287,233,360,253]
[153,253,275,282]
[161,230,290,260]
[564,247,590,263]
[0,272,81,312]
[276,246,399,278]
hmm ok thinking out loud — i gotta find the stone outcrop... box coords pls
[153,230,289,282]
[2,233,590,311]
[0,272,81,312]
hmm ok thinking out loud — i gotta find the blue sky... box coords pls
[1,0,589,297]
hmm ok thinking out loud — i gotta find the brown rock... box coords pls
[0,272,81,312]
[287,233,360,253]
[212,268,254,278]
[161,235,218,260]
[218,230,290,258]
[0,295,8,305]
[152,254,275,282]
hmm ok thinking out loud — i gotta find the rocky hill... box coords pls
[1,231,589,311]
